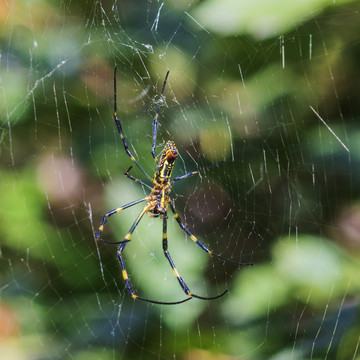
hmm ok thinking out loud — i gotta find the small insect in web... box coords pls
[95,67,253,305]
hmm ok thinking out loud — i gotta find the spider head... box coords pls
[162,140,178,161]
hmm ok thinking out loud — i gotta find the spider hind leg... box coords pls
[114,207,192,305]
[162,214,229,302]
[170,202,253,267]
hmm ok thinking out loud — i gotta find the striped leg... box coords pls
[151,71,170,162]
[95,197,149,245]
[117,208,191,305]
[171,161,224,185]
[113,66,152,181]
[169,203,253,267]
[124,166,152,190]
[162,214,228,301]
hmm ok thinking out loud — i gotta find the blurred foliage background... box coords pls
[1,0,360,359]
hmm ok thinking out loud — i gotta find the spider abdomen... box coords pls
[148,181,171,216]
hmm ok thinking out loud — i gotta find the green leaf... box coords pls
[191,0,355,39]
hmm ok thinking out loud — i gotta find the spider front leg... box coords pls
[151,71,170,162]
[162,213,228,301]
[113,66,152,181]
[169,202,253,267]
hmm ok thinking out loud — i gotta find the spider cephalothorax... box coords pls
[154,140,178,183]
[95,67,252,305]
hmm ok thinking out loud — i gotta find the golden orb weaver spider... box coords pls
[95,67,253,305]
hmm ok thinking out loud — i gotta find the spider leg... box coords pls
[151,70,170,162]
[169,203,253,267]
[171,161,224,185]
[162,214,228,301]
[116,207,191,305]
[113,66,152,181]
[95,196,149,244]
[124,166,152,190]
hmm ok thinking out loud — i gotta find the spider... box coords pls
[95,67,253,305]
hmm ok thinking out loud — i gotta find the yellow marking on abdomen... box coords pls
[161,192,166,208]
[116,208,123,213]
[162,233,167,239]
[131,294,138,299]
[124,233,131,240]
[98,225,104,232]
[174,213,179,219]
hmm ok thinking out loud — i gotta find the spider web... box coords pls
[1,0,360,359]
